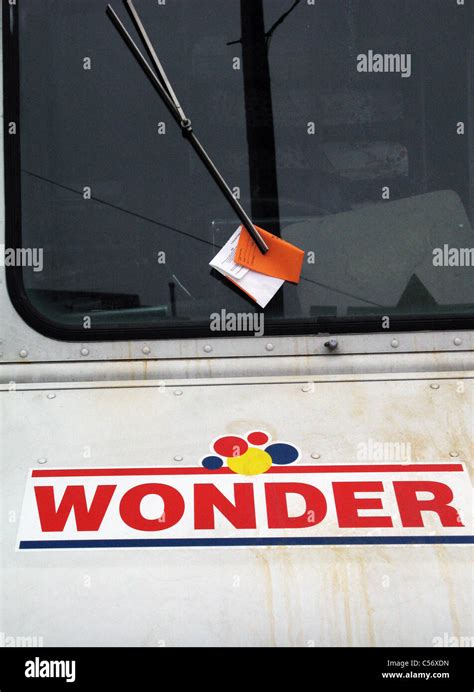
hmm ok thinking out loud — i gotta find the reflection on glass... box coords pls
[12,0,474,333]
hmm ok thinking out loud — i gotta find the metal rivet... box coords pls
[301,384,312,392]
[311,453,321,459]
[37,458,47,465]
[449,451,459,458]
[47,393,56,399]
[391,339,399,348]
[453,337,462,346]
[142,346,151,355]
[324,338,338,351]
[174,389,183,396]
[80,348,89,357]
[265,343,275,352]
[430,383,440,390]
[203,345,212,353]
[174,455,183,462]
[19,349,28,359]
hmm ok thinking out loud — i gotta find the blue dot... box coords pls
[202,456,223,470]
[265,443,299,465]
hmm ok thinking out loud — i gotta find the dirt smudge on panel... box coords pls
[227,420,278,440]
[348,384,369,419]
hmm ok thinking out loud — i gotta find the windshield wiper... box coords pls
[106,0,269,255]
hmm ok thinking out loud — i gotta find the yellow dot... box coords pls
[227,448,272,476]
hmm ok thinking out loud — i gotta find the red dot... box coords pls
[213,436,248,457]
[247,431,269,446]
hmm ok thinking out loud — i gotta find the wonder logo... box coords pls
[201,431,300,475]
[15,432,473,550]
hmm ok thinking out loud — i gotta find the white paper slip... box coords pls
[210,227,250,280]
[210,226,284,308]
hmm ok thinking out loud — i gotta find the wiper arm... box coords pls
[106,1,269,255]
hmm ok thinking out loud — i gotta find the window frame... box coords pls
[3,1,474,343]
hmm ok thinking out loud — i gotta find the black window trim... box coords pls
[3,1,474,342]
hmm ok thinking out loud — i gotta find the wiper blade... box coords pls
[106,1,269,255]
[124,0,186,122]
[106,4,180,126]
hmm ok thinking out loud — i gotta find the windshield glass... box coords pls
[5,0,474,337]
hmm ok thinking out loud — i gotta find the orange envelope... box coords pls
[235,225,304,283]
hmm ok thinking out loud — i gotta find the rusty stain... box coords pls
[284,553,304,645]
[356,557,376,646]
[342,379,473,474]
[273,546,300,646]
[255,550,276,646]
[338,565,353,646]
[326,550,354,646]
[434,545,461,638]
[279,551,294,645]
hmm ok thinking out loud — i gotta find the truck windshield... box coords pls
[4,0,474,338]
